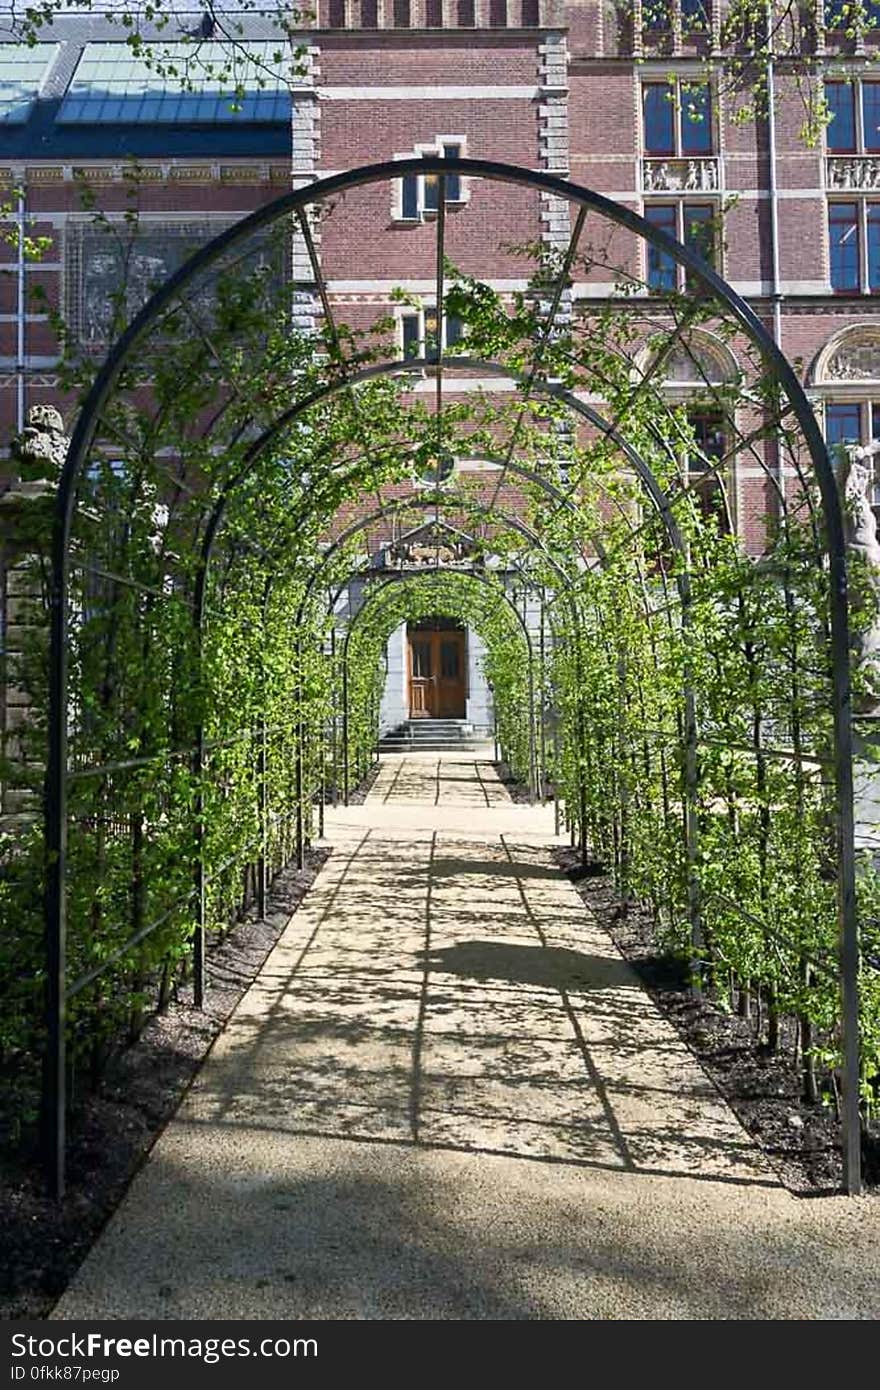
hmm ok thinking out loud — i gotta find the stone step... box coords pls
[378,740,492,753]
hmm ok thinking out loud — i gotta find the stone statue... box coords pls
[840,442,880,711]
[10,404,69,482]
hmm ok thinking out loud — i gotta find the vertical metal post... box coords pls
[828,547,862,1195]
[295,639,304,870]
[193,722,206,1007]
[318,732,325,838]
[680,563,703,987]
[539,592,547,802]
[257,714,267,920]
[44,545,69,1199]
[342,659,350,807]
[528,648,537,805]
[16,191,26,433]
[616,652,631,902]
[331,626,339,806]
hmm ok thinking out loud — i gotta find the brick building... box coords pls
[3,2,880,744]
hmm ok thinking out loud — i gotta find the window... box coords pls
[642,81,712,156]
[828,201,880,291]
[682,0,709,29]
[412,640,432,679]
[686,412,726,474]
[825,402,863,447]
[685,410,729,527]
[825,1,880,33]
[645,202,716,291]
[642,0,709,34]
[645,204,677,290]
[396,139,468,221]
[825,401,880,505]
[825,79,880,153]
[400,307,465,359]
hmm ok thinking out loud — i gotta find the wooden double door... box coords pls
[407,622,466,719]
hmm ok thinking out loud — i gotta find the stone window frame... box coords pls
[813,324,880,505]
[396,300,466,363]
[391,135,470,223]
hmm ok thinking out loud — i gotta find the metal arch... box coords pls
[44,157,860,1196]
[190,355,693,661]
[209,444,616,612]
[289,492,582,631]
[338,568,536,657]
[191,355,690,604]
[336,567,541,804]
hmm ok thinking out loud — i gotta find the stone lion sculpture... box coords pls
[10,404,69,481]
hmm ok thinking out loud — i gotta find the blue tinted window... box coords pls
[682,0,709,30]
[829,202,860,291]
[402,314,420,357]
[826,81,856,151]
[645,204,677,290]
[401,174,419,219]
[443,144,461,202]
[864,83,880,151]
[643,84,674,154]
[825,403,861,446]
[868,206,880,289]
[684,204,714,287]
[681,83,711,153]
[446,314,464,346]
[423,172,440,212]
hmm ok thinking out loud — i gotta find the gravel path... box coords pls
[53,755,880,1320]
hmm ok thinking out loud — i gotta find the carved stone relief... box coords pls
[385,524,474,570]
[642,158,719,192]
[826,156,880,191]
[825,336,880,382]
[66,222,286,347]
[10,404,69,481]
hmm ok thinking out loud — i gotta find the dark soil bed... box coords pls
[555,846,879,1195]
[344,758,382,805]
[0,848,328,1320]
[495,761,536,804]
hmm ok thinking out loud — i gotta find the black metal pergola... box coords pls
[41,158,862,1197]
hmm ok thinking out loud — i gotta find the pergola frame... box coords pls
[42,157,861,1197]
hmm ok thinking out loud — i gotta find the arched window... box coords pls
[813,325,880,513]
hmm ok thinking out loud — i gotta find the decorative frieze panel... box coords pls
[824,334,880,382]
[826,157,880,192]
[642,157,720,193]
[64,221,287,348]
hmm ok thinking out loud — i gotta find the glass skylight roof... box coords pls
[0,44,59,124]
[57,42,291,124]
